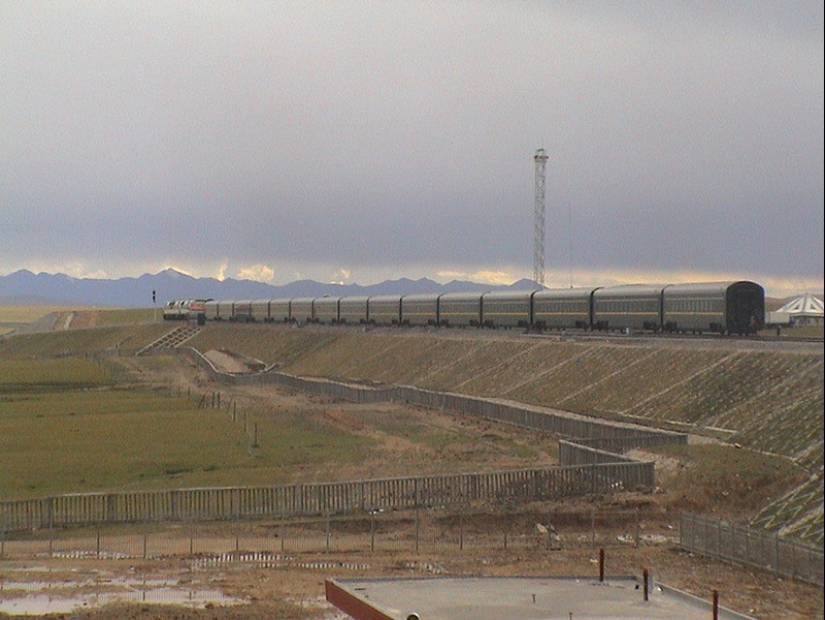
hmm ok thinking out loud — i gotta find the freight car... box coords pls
[167,280,764,335]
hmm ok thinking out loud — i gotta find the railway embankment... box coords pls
[2,320,821,545]
[184,324,824,544]
[185,326,822,459]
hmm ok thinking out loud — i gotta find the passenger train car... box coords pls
[169,281,765,335]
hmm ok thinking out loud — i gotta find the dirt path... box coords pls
[204,349,256,373]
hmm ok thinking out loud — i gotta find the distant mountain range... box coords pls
[0,269,540,308]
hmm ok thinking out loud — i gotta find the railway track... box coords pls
[524,328,822,350]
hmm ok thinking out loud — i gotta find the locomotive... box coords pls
[167,280,765,335]
[162,299,208,320]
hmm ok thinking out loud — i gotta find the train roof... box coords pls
[532,287,597,299]
[438,291,488,301]
[367,294,404,302]
[662,281,764,295]
[399,293,440,302]
[481,290,539,301]
[338,295,370,304]
[593,284,667,298]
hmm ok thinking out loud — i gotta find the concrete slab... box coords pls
[326,575,757,620]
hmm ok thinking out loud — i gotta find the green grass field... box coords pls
[0,358,374,500]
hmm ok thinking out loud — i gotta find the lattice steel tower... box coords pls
[533,148,548,286]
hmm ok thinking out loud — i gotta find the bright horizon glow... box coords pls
[1,260,821,300]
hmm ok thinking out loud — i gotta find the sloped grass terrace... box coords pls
[1,316,822,545]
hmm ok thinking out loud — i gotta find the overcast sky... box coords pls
[2,2,823,297]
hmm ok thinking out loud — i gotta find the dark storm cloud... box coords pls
[1,1,822,295]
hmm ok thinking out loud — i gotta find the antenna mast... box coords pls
[533,148,548,286]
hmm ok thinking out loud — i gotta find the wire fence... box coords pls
[680,512,823,587]
[7,348,818,589]
[1,505,651,561]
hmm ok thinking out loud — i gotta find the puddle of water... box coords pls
[0,578,241,615]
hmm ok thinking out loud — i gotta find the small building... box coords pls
[775,294,824,326]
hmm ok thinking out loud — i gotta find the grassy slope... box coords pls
[187,325,823,543]
[1,317,822,543]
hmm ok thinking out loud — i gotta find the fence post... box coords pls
[459,506,464,551]
[235,513,240,552]
[791,539,797,580]
[414,507,421,552]
[775,532,781,577]
[692,512,698,553]
[503,509,508,550]
[643,567,649,601]
[591,508,596,546]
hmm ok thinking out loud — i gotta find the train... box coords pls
[164,280,766,335]
[162,299,207,321]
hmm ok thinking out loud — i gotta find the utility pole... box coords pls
[533,148,548,287]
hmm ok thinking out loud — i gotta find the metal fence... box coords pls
[1,347,681,532]
[1,505,651,561]
[1,464,652,532]
[186,347,688,453]
[9,346,817,589]
[190,348,822,588]
[680,512,824,587]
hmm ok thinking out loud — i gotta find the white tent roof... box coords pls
[777,294,824,317]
